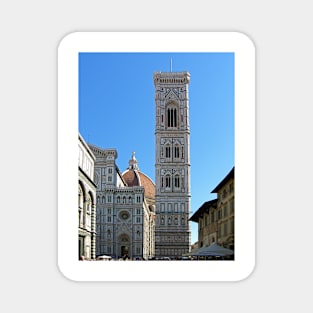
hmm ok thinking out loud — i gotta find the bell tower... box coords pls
[153,70,191,258]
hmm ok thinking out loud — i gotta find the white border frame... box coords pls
[58,32,255,282]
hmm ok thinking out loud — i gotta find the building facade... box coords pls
[153,71,191,258]
[211,167,235,250]
[78,134,97,260]
[189,199,218,248]
[89,144,155,260]
[190,167,235,251]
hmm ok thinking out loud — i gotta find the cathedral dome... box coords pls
[122,152,155,200]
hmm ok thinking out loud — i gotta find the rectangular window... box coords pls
[230,199,234,214]
[224,204,228,217]
[231,218,234,233]
[224,222,228,236]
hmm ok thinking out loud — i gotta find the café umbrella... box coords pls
[192,242,234,257]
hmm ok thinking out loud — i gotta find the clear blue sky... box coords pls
[79,52,234,245]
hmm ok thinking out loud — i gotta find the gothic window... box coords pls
[161,176,164,188]
[181,216,185,225]
[174,175,180,188]
[161,216,165,225]
[128,196,132,204]
[165,175,171,188]
[166,105,178,128]
[117,196,120,203]
[165,146,171,158]
[174,146,180,158]
[123,196,126,204]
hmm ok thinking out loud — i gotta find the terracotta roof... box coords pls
[122,170,140,187]
[122,169,155,199]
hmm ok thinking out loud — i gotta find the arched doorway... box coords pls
[118,234,130,259]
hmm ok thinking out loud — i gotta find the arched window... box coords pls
[174,175,180,188]
[117,196,120,203]
[165,175,171,188]
[78,186,83,209]
[166,104,178,128]
[174,146,179,158]
[78,185,83,226]
[165,146,171,158]
[87,195,91,213]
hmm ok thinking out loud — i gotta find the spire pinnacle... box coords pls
[128,151,139,170]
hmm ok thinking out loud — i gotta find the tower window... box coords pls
[165,175,171,188]
[174,146,179,158]
[167,107,177,128]
[166,146,171,158]
[174,175,180,188]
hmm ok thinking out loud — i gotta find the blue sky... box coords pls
[79,52,234,245]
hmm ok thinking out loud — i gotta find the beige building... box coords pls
[190,167,235,251]
[78,134,97,260]
[89,144,155,260]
